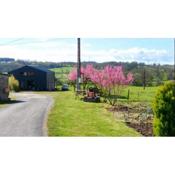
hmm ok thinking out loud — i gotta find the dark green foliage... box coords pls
[55,77,63,86]
[153,81,175,136]
[0,59,174,87]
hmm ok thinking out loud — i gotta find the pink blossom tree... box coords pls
[81,64,96,90]
[68,64,133,106]
[89,65,134,106]
[68,65,96,91]
[68,68,77,91]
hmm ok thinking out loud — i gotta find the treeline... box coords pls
[0,57,15,63]
[58,61,174,86]
[86,61,174,86]
[0,58,174,86]
[0,59,69,72]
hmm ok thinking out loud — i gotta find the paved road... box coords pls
[0,92,53,136]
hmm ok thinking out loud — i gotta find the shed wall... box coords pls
[0,75,9,101]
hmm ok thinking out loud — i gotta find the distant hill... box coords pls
[0,57,15,63]
[0,59,174,86]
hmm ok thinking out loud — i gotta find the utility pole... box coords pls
[77,38,81,91]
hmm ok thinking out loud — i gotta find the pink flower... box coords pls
[68,68,77,81]
[68,64,134,89]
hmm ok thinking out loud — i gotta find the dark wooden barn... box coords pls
[9,65,55,91]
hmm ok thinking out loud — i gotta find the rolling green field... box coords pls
[123,86,158,103]
[51,67,73,83]
[47,90,141,136]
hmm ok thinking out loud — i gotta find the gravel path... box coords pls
[0,92,53,136]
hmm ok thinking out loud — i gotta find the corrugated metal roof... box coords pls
[9,65,53,73]
[28,65,53,73]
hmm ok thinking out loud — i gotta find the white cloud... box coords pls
[82,47,172,64]
[109,47,170,64]
[0,40,172,64]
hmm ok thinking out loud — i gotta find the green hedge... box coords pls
[153,81,175,136]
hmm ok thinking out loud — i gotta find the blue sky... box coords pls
[0,38,174,64]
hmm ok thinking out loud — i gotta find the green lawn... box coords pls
[123,86,159,103]
[47,91,141,136]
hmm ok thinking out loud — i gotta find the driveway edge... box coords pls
[42,95,54,136]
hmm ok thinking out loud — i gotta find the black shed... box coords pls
[9,65,55,91]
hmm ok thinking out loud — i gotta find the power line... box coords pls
[0,38,24,46]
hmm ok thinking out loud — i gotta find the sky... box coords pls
[0,38,174,64]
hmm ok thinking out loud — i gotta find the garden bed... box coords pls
[107,103,153,136]
[126,120,153,136]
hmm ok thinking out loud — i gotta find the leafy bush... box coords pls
[153,81,175,136]
[9,76,20,92]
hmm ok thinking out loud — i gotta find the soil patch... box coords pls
[107,103,153,136]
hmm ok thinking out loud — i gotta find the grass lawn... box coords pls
[123,86,159,103]
[47,91,141,136]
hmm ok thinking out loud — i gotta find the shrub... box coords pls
[9,76,20,92]
[153,81,175,136]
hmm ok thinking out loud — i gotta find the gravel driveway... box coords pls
[0,92,53,136]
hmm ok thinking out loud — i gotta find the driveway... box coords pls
[0,92,53,136]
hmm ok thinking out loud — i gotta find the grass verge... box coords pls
[46,91,141,136]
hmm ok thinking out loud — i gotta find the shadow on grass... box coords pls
[107,95,128,100]
[0,100,25,105]
[117,95,128,100]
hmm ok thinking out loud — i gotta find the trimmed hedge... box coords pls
[153,81,175,136]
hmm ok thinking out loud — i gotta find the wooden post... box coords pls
[127,89,130,100]
[143,68,146,89]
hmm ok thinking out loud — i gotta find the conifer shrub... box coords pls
[9,75,20,92]
[153,81,175,136]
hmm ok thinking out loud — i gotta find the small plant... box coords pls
[9,75,20,92]
[153,81,175,136]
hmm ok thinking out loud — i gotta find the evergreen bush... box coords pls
[153,81,175,136]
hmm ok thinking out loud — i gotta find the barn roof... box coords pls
[29,65,53,73]
[9,65,53,74]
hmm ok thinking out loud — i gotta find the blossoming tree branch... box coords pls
[68,64,134,106]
